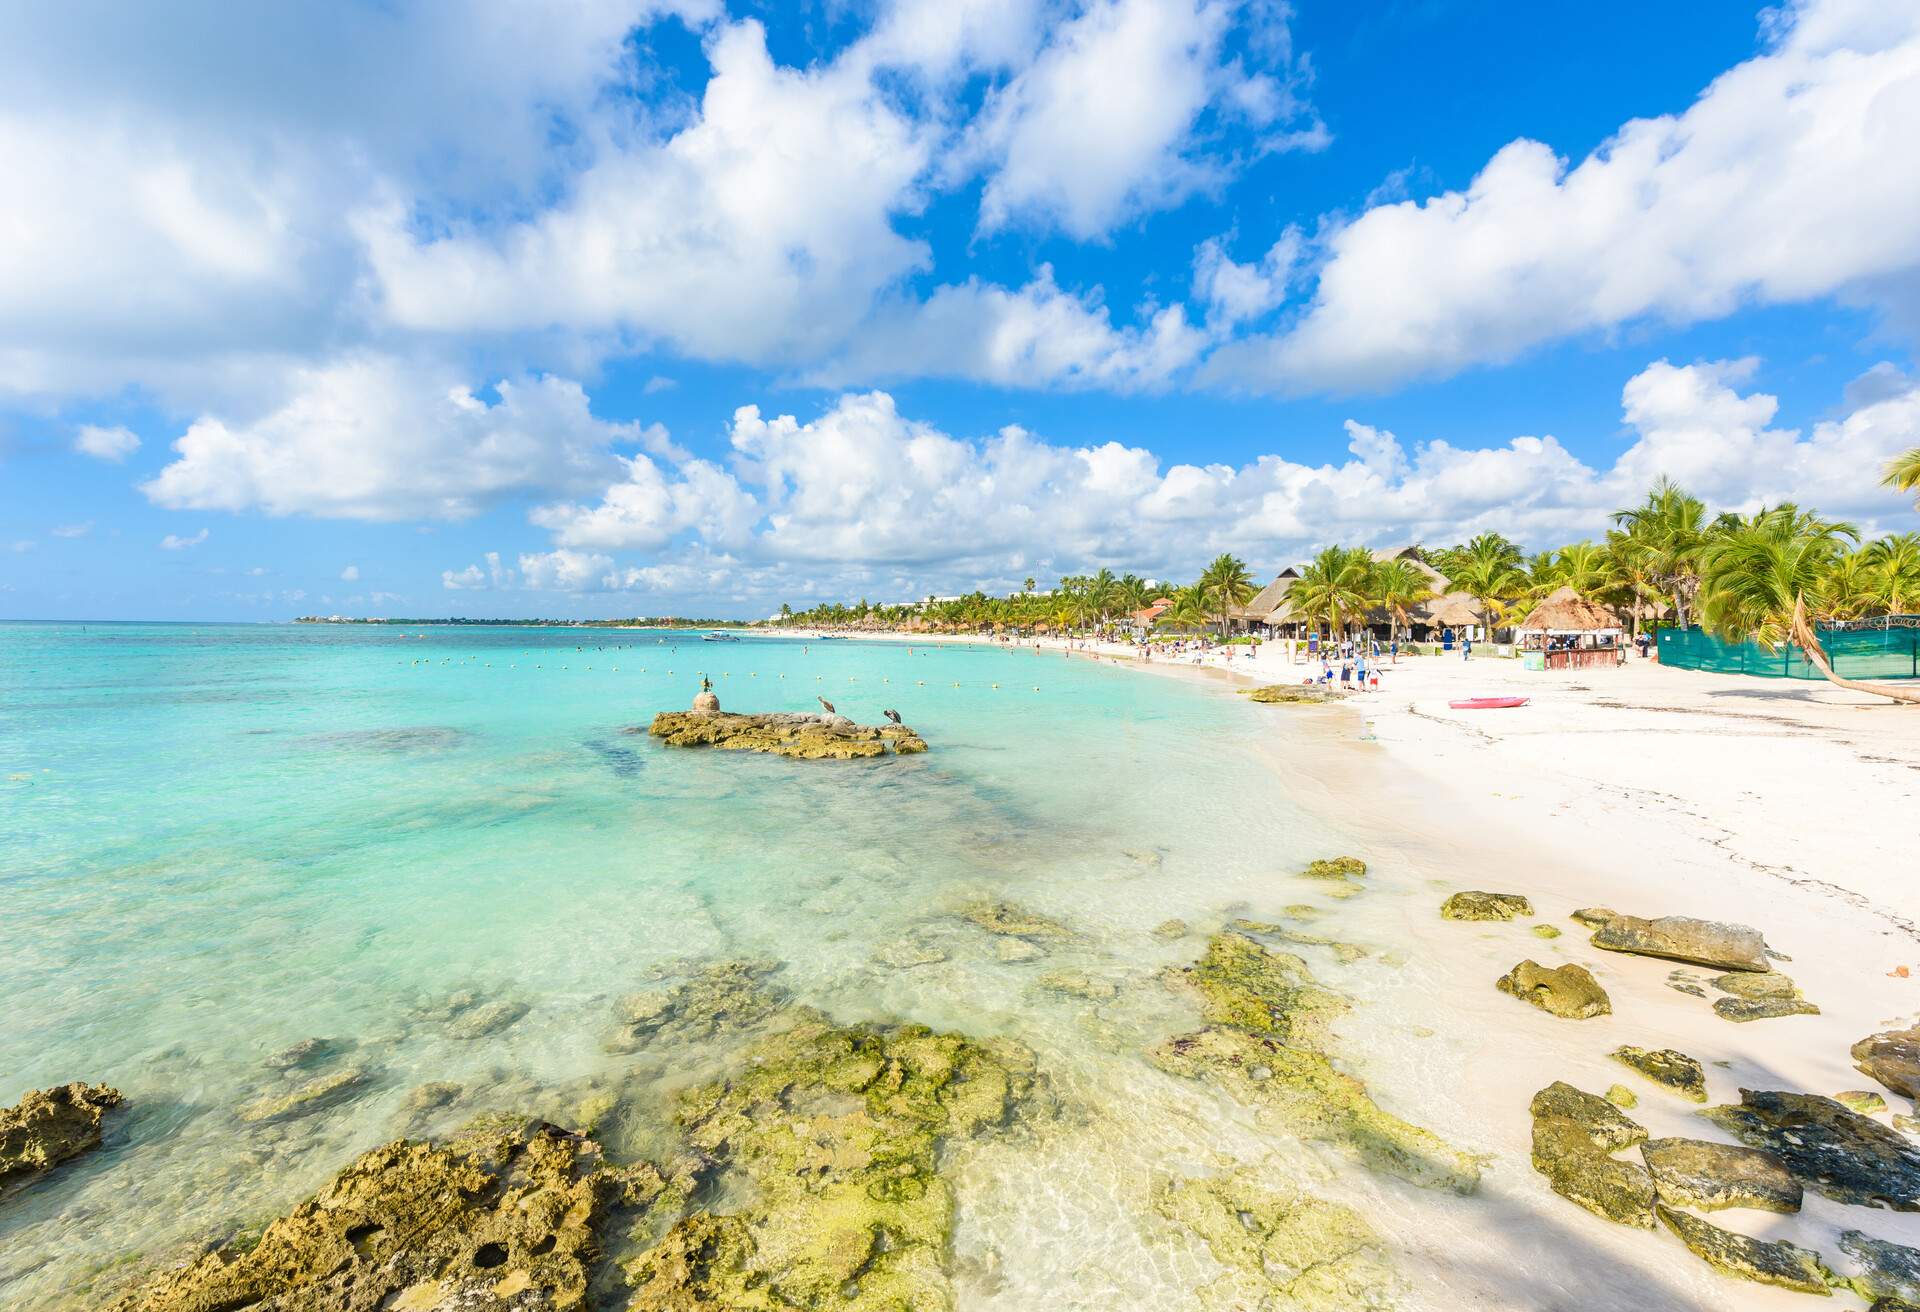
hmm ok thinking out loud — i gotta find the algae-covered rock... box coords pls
[1655,1204,1832,1293]
[1570,907,1618,927]
[1640,1137,1802,1213]
[1303,856,1367,881]
[1706,1089,1920,1210]
[1589,914,1770,972]
[647,710,922,759]
[1229,919,1367,963]
[1035,970,1118,1001]
[105,1123,620,1311]
[237,1067,370,1124]
[1496,960,1611,1019]
[1841,1230,1920,1305]
[1152,934,1479,1194]
[1532,924,1562,940]
[1244,684,1341,705]
[873,937,948,970]
[1527,1082,1654,1228]
[446,999,529,1040]
[961,899,1073,941]
[624,1017,1039,1311]
[1610,1046,1708,1102]
[994,938,1043,963]
[1605,1085,1638,1109]
[1854,1024,1920,1102]
[1151,1168,1397,1311]
[1152,918,1189,940]
[265,1038,338,1071]
[607,958,788,1053]
[0,1082,123,1185]
[1715,997,1821,1022]
[1839,1090,1891,1116]
[1441,890,1533,921]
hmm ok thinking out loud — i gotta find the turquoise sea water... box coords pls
[6,622,1385,1307]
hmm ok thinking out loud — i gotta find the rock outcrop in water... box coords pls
[1705,1089,1920,1210]
[1527,1082,1655,1227]
[606,959,789,1054]
[1441,890,1533,921]
[623,1017,1040,1311]
[960,899,1074,941]
[105,1120,635,1311]
[1242,684,1344,705]
[1298,856,1367,900]
[1151,1167,1397,1310]
[1150,933,1480,1194]
[646,710,926,758]
[1588,913,1770,972]
[1496,960,1611,1019]
[1655,1204,1832,1293]
[0,1082,123,1186]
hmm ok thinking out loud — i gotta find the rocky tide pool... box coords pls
[3,623,1914,1311]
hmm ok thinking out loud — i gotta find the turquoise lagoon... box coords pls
[1,622,1444,1308]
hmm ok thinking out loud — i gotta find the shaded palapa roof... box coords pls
[1419,592,1484,628]
[1511,585,1621,633]
[1231,568,1299,621]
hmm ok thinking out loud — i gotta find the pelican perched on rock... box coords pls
[883,709,902,725]
[818,696,836,715]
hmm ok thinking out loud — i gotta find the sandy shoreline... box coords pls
[774,627,1920,1309]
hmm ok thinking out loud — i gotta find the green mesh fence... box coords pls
[1657,622,1920,680]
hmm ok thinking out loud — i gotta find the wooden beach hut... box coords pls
[1511,586,1624,669]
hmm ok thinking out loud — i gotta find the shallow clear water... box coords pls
[2,622,1396,1307]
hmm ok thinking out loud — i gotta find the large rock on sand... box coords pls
[0,1082,123,1185]
[1528,1082,1655,1227]
[1589,914,1770,972]
[1854,1024,1920,1102]
[1497,960,1611,1019]
[1840,1230,1920,1306]
[1610,1046,1708,1102]
[1640,1137,1801,1213]
[1655,1205,1832,1294]
[1706,1090,1920,1210]
[1442,891,1534,921]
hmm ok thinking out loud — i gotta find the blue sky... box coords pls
[2,0,1917,620]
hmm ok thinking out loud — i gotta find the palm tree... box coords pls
[1886,449,1920,505]
[1613,480,1710,628]
[1371,557,1433,657]
[1085,568,1120,631]
[1446,532,1526,641]
[1117,573,1152,616]
[1022,576,1036,596]
[1867,533,1920,614]
[1157,586,1211,634]
[1199,553,1257,638]
[1292,546,1375,642]
[1700,511,1920,704]
[1819,549,1879,621]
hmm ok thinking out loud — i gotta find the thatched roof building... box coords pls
[1230,568,1299,626]
[1511,586,1620,634]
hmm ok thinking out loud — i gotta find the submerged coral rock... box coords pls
[446,999,530,1040]
[607,959,788,1053]
[961,899,1073,941]
[1589,914,1770,972]
[1230,919,1368,964]
[237,1067,370,1124]
[1303,857,1367,881]
[1035,970,1118,1001]
[1610,1047,1708,1102]
[872,936,948,970]
[1152,918,1190,940]
[1527,1082,1655,1228]
[1441,890,1534,921]
[1854,1024,1920,1101]
[1496,960,1611,1019]
[1840,1230,1920,1305]
[265,1037,338,1071]
[1152,934,1479,1194]
[1655,1204,1832,1293]
[1641,1137,1802,1213]
[0,1082,123,1185]
[1706,1090,1920,1210]
[106,1122,617,1311]
[624,1017,1038,1311]
[647,710,923,759]
[1151,1168,1397,1311]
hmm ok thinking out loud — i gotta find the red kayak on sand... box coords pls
[1449,696,1529,709]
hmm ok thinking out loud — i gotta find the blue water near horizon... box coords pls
[2,620,1378,1308]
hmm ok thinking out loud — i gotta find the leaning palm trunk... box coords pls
[1790,595,1920,705]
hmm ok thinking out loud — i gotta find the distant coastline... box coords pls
[292,615,752,628]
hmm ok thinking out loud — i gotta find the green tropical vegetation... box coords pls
[773,476,1920,701]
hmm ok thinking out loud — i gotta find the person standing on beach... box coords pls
[1463,634,1473,660]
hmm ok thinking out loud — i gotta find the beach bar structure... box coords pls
[1510,586,1623,670]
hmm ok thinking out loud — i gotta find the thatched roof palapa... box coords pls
[1420,592,1483,628]
[1511,585,1620,633]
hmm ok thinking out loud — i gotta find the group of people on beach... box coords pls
[1308,634,1383,690]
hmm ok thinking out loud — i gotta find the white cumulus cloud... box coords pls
[160,528,209,549]
[73,423,142,461]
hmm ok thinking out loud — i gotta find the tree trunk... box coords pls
[1791,595,1920,705]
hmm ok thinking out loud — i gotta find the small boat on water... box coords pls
[1449,696,1529,710]
[816,634,849,641]
[702,631,741,642]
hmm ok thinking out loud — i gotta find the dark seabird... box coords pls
[818,697,836,714]
[883,709,902,724]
